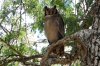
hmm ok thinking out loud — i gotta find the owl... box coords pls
[44,5,65,56]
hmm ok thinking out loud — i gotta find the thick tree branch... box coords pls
[2,53,77,66]
[41,29,95,66]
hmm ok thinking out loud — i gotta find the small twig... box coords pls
[0,38,23,57]
[0,24,10,34]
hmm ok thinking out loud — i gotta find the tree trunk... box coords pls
[81,0,100,66]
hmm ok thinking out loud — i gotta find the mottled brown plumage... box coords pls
[44,6,65,56]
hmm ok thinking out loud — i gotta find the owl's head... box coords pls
[44,5,58,16]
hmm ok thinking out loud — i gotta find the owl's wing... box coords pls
[56,15,65,38]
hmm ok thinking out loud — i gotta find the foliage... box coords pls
[0,0,94,66]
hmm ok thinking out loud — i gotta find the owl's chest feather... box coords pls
[44,16,60,42]
[45,16,59,33]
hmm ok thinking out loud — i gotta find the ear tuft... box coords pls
[53,5,56,9]
[44,6,48,16]
[44,6,48,10]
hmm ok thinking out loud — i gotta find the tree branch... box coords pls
[41,29,95,66]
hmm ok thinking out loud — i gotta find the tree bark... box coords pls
[81,0,100,66]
